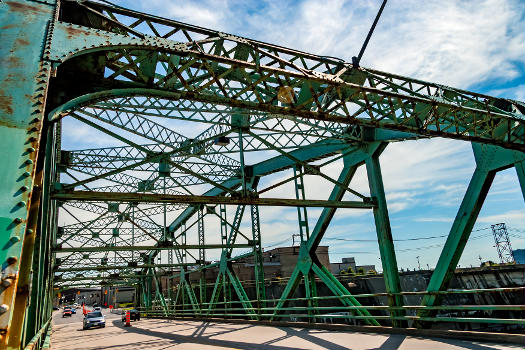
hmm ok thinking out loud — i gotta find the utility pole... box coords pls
[416,256,421,270]
[292,234,301,246]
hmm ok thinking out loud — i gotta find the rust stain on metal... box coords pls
[65,26,96,39]
[0,95,14,116]
[0,24,17,30]
[6,2,41,14]
[6,56,21,69]
[15,38,30,46]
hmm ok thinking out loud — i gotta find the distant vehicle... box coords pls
[70,307,76,314]
[53,306,59,311]
[83,311,105,330]
[93,306,101,311]
[121,309,140,322]
[62,308,72,318]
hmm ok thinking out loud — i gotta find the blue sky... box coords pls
[61,0,525,271]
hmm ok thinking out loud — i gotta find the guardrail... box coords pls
[137,286,525,329]
[23,318,52,350]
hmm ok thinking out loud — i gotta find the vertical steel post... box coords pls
[515,160,525,200]
[292,164,316,320]
[219,204,230,310]
[272,155,378,325]
[365,146,405,327]
[0,2,55,347]
[293,165,310,241]
[197,207,206,305]
[19,124,58,348]
[250,204,266,314]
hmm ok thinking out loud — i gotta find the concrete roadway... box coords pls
[51,311,521,350]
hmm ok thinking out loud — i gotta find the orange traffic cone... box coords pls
[125,311,131,327]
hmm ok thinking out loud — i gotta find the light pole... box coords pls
[416,256,421,270]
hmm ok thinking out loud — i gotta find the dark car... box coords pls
[83,311,105,330]
[62,307,72,318]
[121,309,140,322]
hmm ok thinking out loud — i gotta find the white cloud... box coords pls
[413,217,453,223]
[477,209,525,227]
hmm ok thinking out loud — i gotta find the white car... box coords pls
[93,306,101,311]
[83,311,105,330]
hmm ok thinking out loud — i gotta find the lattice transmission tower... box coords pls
[491,223,515,264]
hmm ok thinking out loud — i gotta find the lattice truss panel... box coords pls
[2,0,521,325]
[51,0,524,294]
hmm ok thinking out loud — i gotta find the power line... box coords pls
[324,227,492,243]
[327,228,495,255]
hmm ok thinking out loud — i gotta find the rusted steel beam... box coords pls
[51,190,375,209]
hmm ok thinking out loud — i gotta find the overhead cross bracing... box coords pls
[0,1,524,349]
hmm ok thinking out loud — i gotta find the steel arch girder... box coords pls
[45,19,525,150]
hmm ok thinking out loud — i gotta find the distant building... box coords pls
[172,246,331,285]
[330,257,356,274]
[66,288,100,306]
[512,249,525,264]
[100,286,136,307]
[231,245,330,281]
[330,257,375,275]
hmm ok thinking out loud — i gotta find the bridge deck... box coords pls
[51,311,520,350]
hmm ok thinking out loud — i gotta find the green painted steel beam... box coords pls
[0,1,56,348]
[365,143,406,327]
[52,190,375,208]
[55,263,195,272]
[516,160,525,199]
[271,159,379,325]
[45,13,525,150]
[418,144,525,321]
[54,244,252,253]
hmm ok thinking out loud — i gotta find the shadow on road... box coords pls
[108,319,516,350]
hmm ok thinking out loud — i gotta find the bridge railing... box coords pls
[137,286,525,330]
[23,318,52,350]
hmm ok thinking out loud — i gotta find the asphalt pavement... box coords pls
[50,310,522,350]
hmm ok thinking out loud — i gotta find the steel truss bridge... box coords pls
[0,1,524,349]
